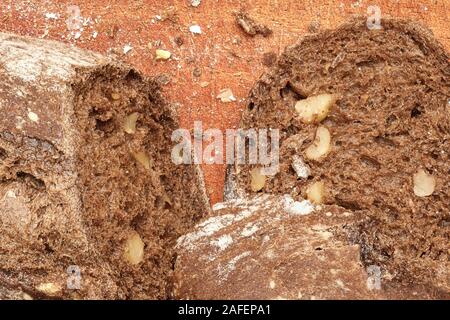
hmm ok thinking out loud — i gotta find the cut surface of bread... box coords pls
[225,18,449,292]
[0,32,210,299]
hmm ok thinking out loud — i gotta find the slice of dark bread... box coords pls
[175,195,448,299]
[0,32,210,299]
[225,18,449,293]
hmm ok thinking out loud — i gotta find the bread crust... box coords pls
[0,32,210,299]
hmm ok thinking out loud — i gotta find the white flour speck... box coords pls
[241,223,259,237]
[213,234,233,251]
[123,44,133,54]
[45,12,59,20]
[283,195,315,216]
[189,25,202,34]
[218,251,251,281]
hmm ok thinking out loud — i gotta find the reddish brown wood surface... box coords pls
[1,0,448,204]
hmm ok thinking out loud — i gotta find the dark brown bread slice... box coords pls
[225,18,449,293]
[0,32,210,299]
[174,195,448,299]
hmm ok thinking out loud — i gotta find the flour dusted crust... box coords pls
[224,18,449,294]
[0,32,210,299]
[174,195,373,299]
[174,195,449,299]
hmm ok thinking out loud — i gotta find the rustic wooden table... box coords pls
[1,0,448,204]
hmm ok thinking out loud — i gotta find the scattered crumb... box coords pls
[123,44,133,54]
[189,24,202,34]
[155,49,172,60]
[108,25,119,39]
[217,89,236,103]
[190,0,201,7]
[155,74,171,86]
[235,12,272,37]
[44,12,59,20]
[308,20,321,33]
[192,67,202,78]
[159,6,177,22]
[174,36,184,46]
[262,52,277,67]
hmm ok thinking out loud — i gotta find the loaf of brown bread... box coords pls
[225,18,449,294]
[175,195,448,299]
[0,32,210,299]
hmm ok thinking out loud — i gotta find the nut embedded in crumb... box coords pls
[22,292,33,300]
[111,92,121,100]
[123,112,139,134]
[132,151,151,170]
[27,111,39,122]
[305,126,331,160]
[36,282,61,296]
[124,231,145,265]
[295,94,335,124]
[413,169,436,197]
[250,167,266,192]
[306,181,325,204]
